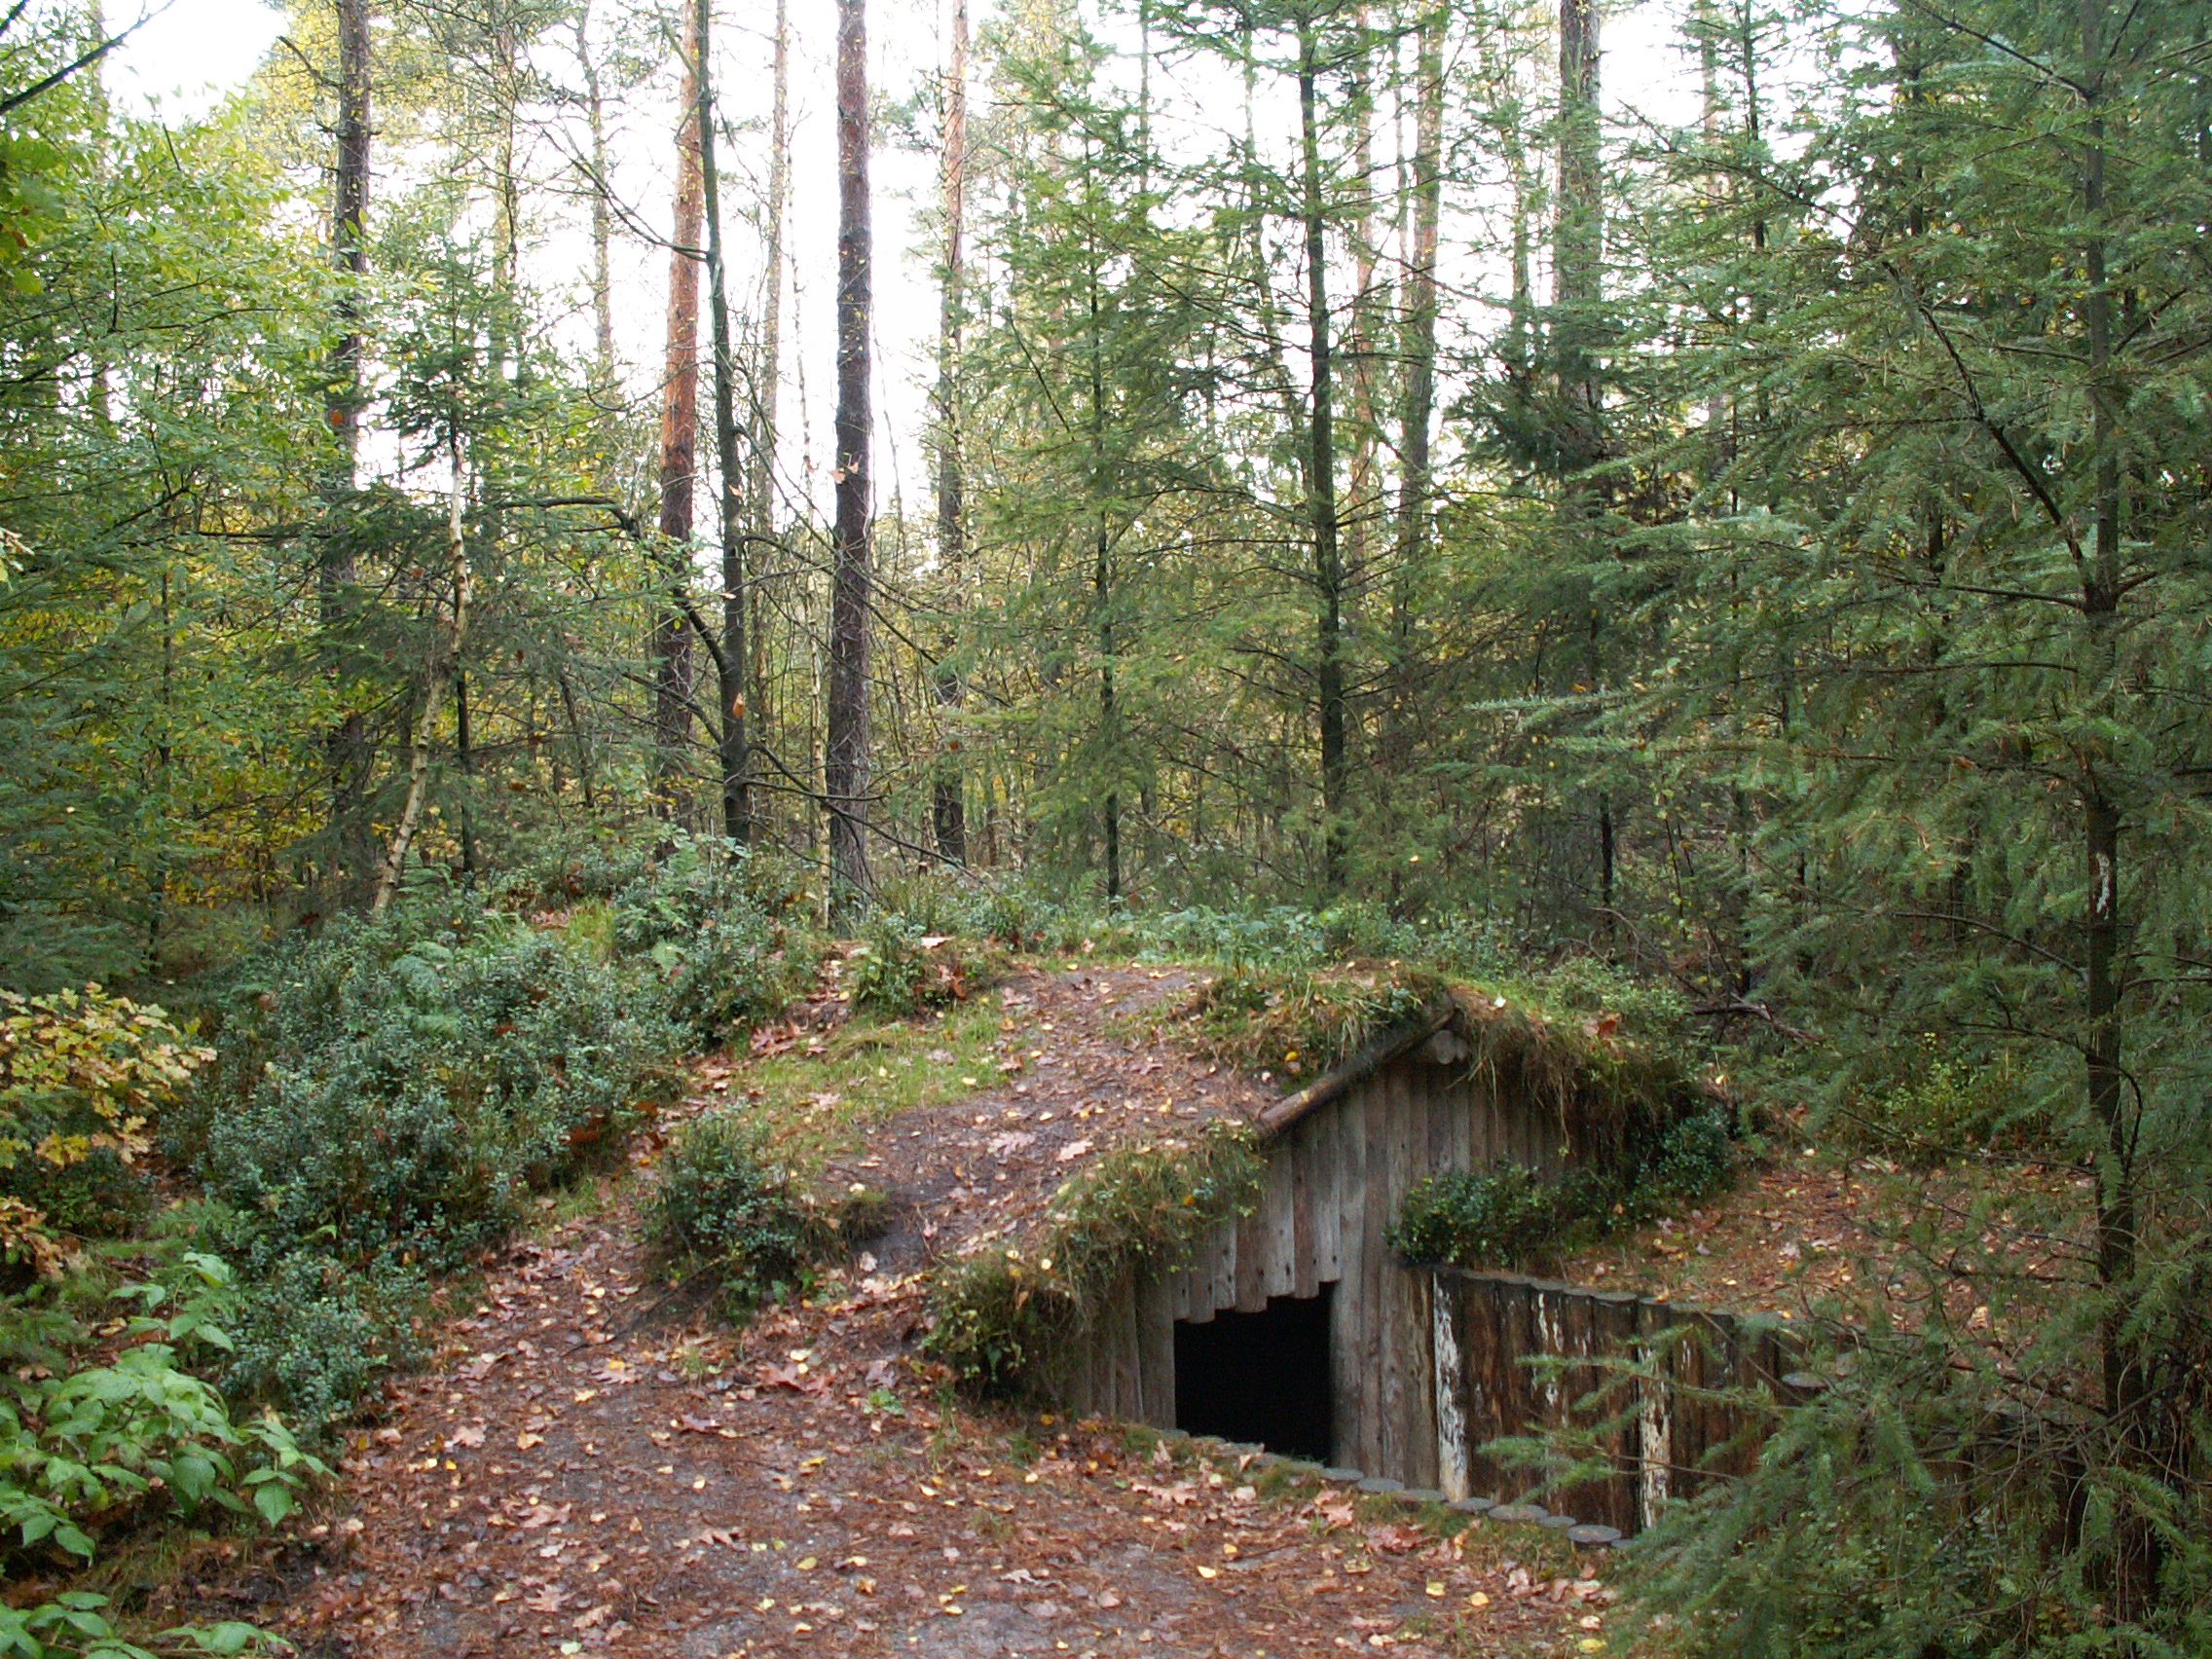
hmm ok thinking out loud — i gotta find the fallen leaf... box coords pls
[760,1363,827,1395]
[1055,1139,1093,1163]
[446,1424,486,1449]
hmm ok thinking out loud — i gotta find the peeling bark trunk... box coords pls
[826,0,873,914]
[931,0,969,866]
[696,0,748,844]
[652,3,706,818]
[371,441,473,916]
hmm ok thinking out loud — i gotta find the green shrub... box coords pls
[1389,1107,1738,1271]
[1835,1043,2037,1162]
[199,1233,423,1435]
[610,838,815,1042]
[0,987,213,1261]
[846,913,976,1017]
[1179,967,1441,1084]
[1389,1164,1563,1268]
[926,1123,1265,1393]
[646,1113,827,1313]
[0,1247,326,1658]
[181,906,681,1276]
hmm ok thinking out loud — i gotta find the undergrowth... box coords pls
[1388,1106,1738,1271]
[646,1113,830,1314]
[925,1123,1265,1394]
[1175,968,1444,1084]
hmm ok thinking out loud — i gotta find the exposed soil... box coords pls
[239,965,1608,1658]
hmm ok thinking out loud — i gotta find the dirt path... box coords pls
[266,966,1609,1659]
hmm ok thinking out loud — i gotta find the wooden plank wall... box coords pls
[1429,1267,1800,1533]
[1060,1047,1570,1486]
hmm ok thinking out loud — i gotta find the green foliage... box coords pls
[1135,903,1510,977]
[845,914,976,1018]
[0,989,212,1261]
[1628,1323,2212,1659]
[925,1123,1265,1393]
[1179,967,1442,1084]
[609,838,816,1043]
[182,904,679,1277]
[0,1238,323,1659]
[1388,1107,1737,1272]
[645,1113,826,1314]
[1829,1043,2039,1164]
[199,1235,422,1438]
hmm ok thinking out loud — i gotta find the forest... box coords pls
[0,0,2209,1653]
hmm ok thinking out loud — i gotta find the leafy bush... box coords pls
[609,838,815,1042]
[0,1248,325,1659]
[1833,1043,2038,1162]
[1389,1164,1563,1269]
[846,913,976,1017]
[646,1113,827,1312]
[1389,1106,1738,1271]
[181,906,681,1276]
[1131,903,1511,977]
[0,988,213,1264]
[195,1230,423,1435]
[926,1124,1264,1393]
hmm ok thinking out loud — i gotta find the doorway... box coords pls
[1173,1285,1333,1463]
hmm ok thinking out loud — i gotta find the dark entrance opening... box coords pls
[1173,1285,1333,1462]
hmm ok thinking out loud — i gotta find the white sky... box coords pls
[101,0,1716,556]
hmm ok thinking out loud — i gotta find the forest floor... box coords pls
[213,964,1608,1659]
[1557,1125,2091,1348]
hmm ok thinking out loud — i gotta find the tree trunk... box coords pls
[749,0,790,821]
[1343,8,1377,606]
[574,0,616,417]
[826,0,873,916]
[652,2,706,820]
[1299,20,1346,895]
[2076,0,2153,1613]
[1389,6,1442,763]
[1089,227,1119,906]
[1555,0,1611,922]
[371,439,474,916]
[323,0,372,890]
[931,0,969,866]
[695,0,748,845]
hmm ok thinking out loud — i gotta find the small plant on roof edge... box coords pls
[924,1122,1265,1394]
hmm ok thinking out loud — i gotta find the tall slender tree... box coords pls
[930,0,970,866]
[322,0,374,887]
[826,0,873,913]
[694,0,748,844]
[651,0,705,819]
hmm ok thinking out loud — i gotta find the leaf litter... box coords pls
[215,964,1602,1657]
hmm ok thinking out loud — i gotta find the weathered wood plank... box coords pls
[1371,1071,1411,1479]
[1263,1139,1297,1301]
[1290,1119,1320,1300]
[1212,1203,1238,1317]
[1333,1087,1370,1467]
[1138,1270,1176,1427]
[1313,1101,1343,1284]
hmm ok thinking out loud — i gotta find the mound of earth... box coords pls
[206,963,1609,1658]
